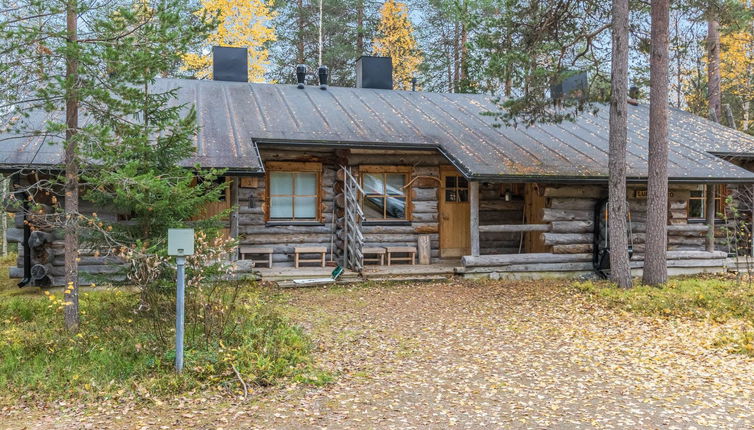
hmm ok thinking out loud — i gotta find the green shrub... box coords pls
[0,282,324,402]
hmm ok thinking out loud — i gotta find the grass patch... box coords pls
[0,283,328,403]
[573,275,754,356]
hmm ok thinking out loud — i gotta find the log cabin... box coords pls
[3,50,754,286]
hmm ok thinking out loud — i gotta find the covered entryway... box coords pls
[439,166,470,257]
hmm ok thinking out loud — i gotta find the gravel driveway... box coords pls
[7,279,754,429]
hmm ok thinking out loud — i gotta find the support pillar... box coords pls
[470,180,480,257]
[706,184,716,252]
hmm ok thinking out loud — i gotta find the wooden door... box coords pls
[523,183,549,253]
[439,167,470,257]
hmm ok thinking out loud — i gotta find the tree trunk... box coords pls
[643,0,670,286]
[707,14,722,120]
[1,176,6,257]
[356,0,364,55]
[64,0,80,331]
[608,0,631,288]
[296,0,305,64]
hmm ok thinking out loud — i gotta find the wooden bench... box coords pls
[238,246,273,268]
[363,247,386,266]
[294,246,327,268]
[386,246,417,266]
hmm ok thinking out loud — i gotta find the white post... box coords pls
[469,180,480,257]
[175,256,185,373]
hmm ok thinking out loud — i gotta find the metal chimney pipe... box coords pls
[318,65,329,90]
[296,64,307,89]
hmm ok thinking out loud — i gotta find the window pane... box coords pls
[294,196,316,219]
[295,172,317,195]
[689,199,704,218]
[363,173,384,194]
[385,197,406,219]
[445,189,457,202]
[363,195,385,219]
[386,174,406,196]
[270,173,293,195]
[445,176,457,188]
[270,196,293,218]
[458,177,468,188]
[690,190,704,198]
[458,189,468,202]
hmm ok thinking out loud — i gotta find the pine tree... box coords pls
[608,0,632,288]
[1,0,215,331]
[643,0,671,286]
[268,0,376,86]
[719,15,754,132]
[372,0,422,90]
[182,0,276,82]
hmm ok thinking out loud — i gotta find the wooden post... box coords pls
[1,175,6,257]
[230,177,240,261]
[469,180,480,257]
[706,184,716,252]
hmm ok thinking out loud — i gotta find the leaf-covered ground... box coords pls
[5,279,754,429]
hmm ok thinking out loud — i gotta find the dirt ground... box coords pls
[5,279,754,429]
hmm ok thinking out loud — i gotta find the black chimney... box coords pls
[296,64,307,89]
[318,65,329,89]
[356,56,392,90]
[212,46,248,82]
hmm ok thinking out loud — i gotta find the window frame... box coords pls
[687,184,728,222]
[265,162,322,223]
[359,165,412,223]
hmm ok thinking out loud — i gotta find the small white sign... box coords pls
[168,229,195,256]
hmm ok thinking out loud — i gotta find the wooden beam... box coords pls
[478,224,549,233]
[470,181,480,257]
[706,184,715,252]
[462,252,592,267]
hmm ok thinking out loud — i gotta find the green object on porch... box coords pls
[291,265,344,286]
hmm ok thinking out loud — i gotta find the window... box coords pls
[360,167,410,221]
[688,184,727,220]
[444,175,469,202]
[266,162,320,221]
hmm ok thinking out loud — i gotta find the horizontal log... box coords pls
[239,225,333,235]
[462,252,592,267]
[411,188,438,201]
[549,198,598,210]
[462,262,594,274]
[411,201,437,213]
[544,186,605,199]
[238,234,332,244]
[552,243,593,254]
[479,224,549,233]
[541,208,592,222]
[479,200,524,211]
[630,250,727,260]
[667,224,708,232]
[550,220,593,233]
[412,212,437,223]
[541,232,592,246]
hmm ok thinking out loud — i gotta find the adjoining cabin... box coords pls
[3,49,754,285]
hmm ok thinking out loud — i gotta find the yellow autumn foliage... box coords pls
[183,0,276,82]
[372,0,422,91]
[720,30,754,100]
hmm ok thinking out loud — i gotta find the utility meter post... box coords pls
[168,228,194,373]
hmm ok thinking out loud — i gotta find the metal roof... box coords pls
[3,77,754,182]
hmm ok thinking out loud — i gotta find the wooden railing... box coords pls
[341,167,365,272]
